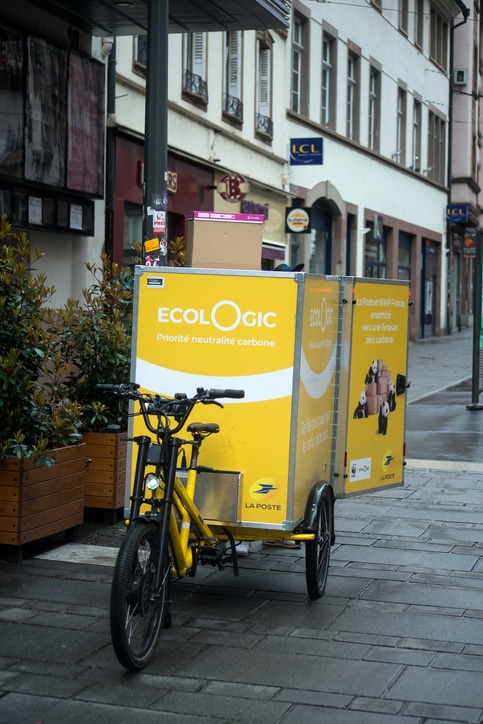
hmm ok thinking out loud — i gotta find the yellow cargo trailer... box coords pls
[126,267,410,585]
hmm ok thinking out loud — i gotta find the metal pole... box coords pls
[467,230,483,409]
[142,0,169,265]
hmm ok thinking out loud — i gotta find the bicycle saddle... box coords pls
[187,422,220,434]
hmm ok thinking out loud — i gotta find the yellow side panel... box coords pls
[344,280,409,494]
[132,269,298,527]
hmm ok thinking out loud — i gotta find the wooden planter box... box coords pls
[84,431,127,518]
[0,444,86,561]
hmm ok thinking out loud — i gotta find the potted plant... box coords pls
[57,256,133,520]
[0,215,86,562]
[167,235,186,267]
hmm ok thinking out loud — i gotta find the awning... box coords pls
[25,0,290,36]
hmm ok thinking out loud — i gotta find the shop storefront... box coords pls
[111,135,215,266]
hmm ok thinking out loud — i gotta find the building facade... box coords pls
[0,0,477,342]
[284,0,470,341]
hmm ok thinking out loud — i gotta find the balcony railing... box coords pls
[255,112,273,138]
[183,69,208,102]
[223,93,243,122]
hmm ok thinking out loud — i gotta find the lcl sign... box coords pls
[217,173,250,202]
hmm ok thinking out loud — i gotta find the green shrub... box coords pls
[0,215,81,464]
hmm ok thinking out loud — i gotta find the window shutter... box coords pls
[227,32,240,97]
[258,46,270,115]
[192,32,205,77]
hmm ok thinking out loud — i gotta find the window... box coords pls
[291,17,302,113]
[430,5,448,70]
[183,32,208,103]
[398,232,412,281]
[412,100,421,171]
[123,204,143,268]
[133,35,147,75]
[321,33,336,128]
[428,110,446,184]
[347,51,360,141]
[255,33,273,139]
[291,15,308,115]
[224,31,243,123]
[414,0,424,49]
[365,229,387,278]
[290,15,310,115]
[396,87,407,165]
[368,67,380,151]
[399,0,408,35]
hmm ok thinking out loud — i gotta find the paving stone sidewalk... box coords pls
[1,326,483,722]
[1,460,483,723]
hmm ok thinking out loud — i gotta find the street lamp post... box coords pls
[142,0,169,265]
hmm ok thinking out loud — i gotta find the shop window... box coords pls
[0,25,24,179]
[123,204,143,268]
[365,226,387,278]
[0,26,104,202]
[0,184,94,234]
[398,232,412,280]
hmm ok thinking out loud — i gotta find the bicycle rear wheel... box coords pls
[110,519,170,670]
[305,487,332,599]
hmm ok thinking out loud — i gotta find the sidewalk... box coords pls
[406,325,474,404]
[1,327,483,723]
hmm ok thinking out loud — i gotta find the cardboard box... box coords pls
[367,394,382,416]
[186,211,264,270]
[377,377,388,395]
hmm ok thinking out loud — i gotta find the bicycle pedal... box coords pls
[197,541,226,568]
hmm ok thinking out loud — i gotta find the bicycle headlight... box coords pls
[145,473,160,491]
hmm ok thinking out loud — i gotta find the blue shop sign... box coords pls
[446,204,469,223]
[290,137,323,166]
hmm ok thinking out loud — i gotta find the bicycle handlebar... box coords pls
[95,383,244,436]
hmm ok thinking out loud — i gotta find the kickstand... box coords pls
[223,528,239,577]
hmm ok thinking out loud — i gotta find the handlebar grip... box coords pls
[209,388,245,399]
[96,382,140,396]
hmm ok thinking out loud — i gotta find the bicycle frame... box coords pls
[129,424,231,589]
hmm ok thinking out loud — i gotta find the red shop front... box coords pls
[110,133,214,266]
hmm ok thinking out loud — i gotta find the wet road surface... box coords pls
[406,378,483,463]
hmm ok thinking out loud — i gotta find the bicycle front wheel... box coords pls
[110,519,170,670]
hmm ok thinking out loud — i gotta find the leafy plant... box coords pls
[57,255,133,431]
[0,215,81,464]
[168,236,186,267]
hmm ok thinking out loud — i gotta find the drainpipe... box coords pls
[446,2,470,334]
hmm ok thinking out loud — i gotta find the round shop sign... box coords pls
[218,173,249,202]
[286,207,310,233]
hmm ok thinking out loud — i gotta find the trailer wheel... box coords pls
[305,486,332,599]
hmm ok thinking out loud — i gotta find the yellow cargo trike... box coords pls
[107,268,410,671]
